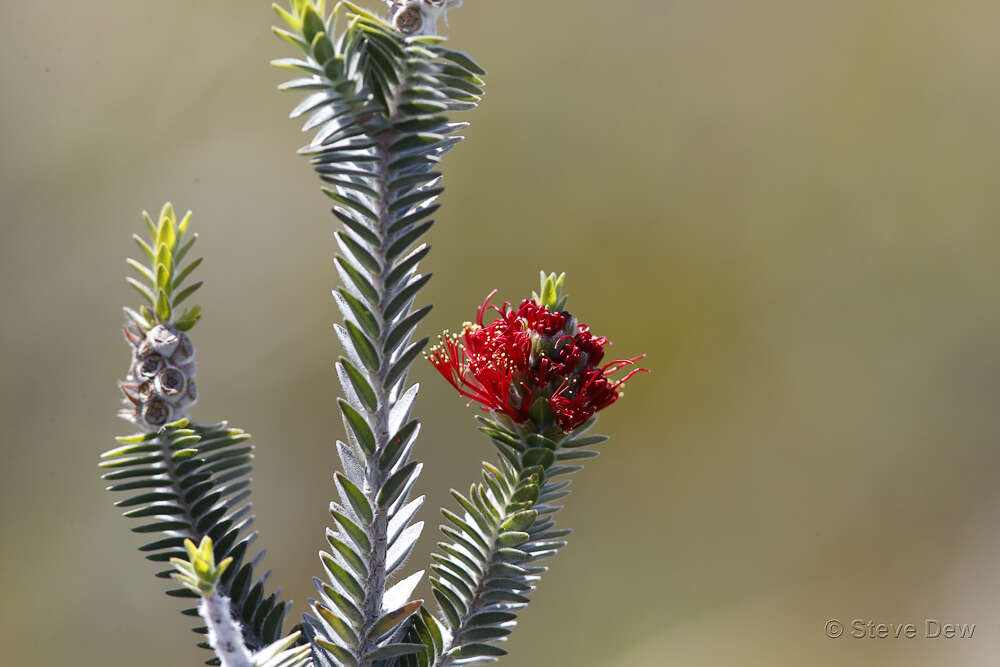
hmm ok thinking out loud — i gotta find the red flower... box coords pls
[427,290,646,432]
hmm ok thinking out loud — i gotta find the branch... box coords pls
[272,3,486,664]
[404,418,604,665]
[172,537,313,667]
[102,207,294,664]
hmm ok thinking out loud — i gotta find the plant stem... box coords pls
[357,128,402,663]
[200,593,254,667]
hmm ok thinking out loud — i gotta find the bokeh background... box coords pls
[3,0,1000,664]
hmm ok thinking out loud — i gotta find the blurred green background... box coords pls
[3,0,1000,664]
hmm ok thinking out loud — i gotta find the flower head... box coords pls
[427,275,646,432]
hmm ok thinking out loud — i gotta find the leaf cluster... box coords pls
[125,203,203,332]
[170,536,234,596]
[100,420,292,662]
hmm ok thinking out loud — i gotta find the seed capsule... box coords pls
[155,367,186,398]
[171,332,196,365]
[394,5,423,33]
[143,400,171,427]
[137,381,155,401]
[147,324,180,357]
[138,354,166,378]
[120,320,199,430]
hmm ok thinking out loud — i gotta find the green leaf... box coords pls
[382,304,431,356]
[497,531,531,547]
[155,244,172,280]
[365,643,425,660]
[172,281,203,307]
[312,31,335,64]
[326,191,378,224]
[437,49,487,76]
[176,210,192,236]
[479,427,522,450]
[384,273,432,323]
[155,288,171,323]
[133,234,155,261]
[450,643,507,658]
[335,471,373,524]
[379,420,419,471]
[521,447,554,469]
[500,510,537,533]
[272,3,302,31]
[126,277,154,304]
[126,258,155,283]
[377,461,420,509]
[335,257,379,305]
[510,484,539,505]
[174,234,198,267]
[385,244,430,290]
[418,607,444,654]
[467,611,517,627]
[336,231,381,274]
[174,305,202,331]
[142,211,157,237]
[383,337,428,389]
[338,399,376,454]
[562,434,609,448]
[315,600,360,646]
[330,508,371,553]
[448,491,492,536]
[155,260,171,294]
[172,257,203,290]
[339,358,378,412]
[314,638,358,666]
[432,588,461,628]
[386,221,433,261]
[320,581,364,625]
[301,5,326,44]
[368,600,422,639]
[557,449,599,461]
[332,208,381,247]
[458,627,512,642]
[344,321,380,375]
[337,289,380,339]
[320,553,366,605]
[326,531,368,578]
[524,433,558,450]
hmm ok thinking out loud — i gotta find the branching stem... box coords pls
[200,593,254,667]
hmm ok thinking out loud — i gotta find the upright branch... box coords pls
[272,2,485,664]
[403,273,648,665]
[101,206,295,665]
